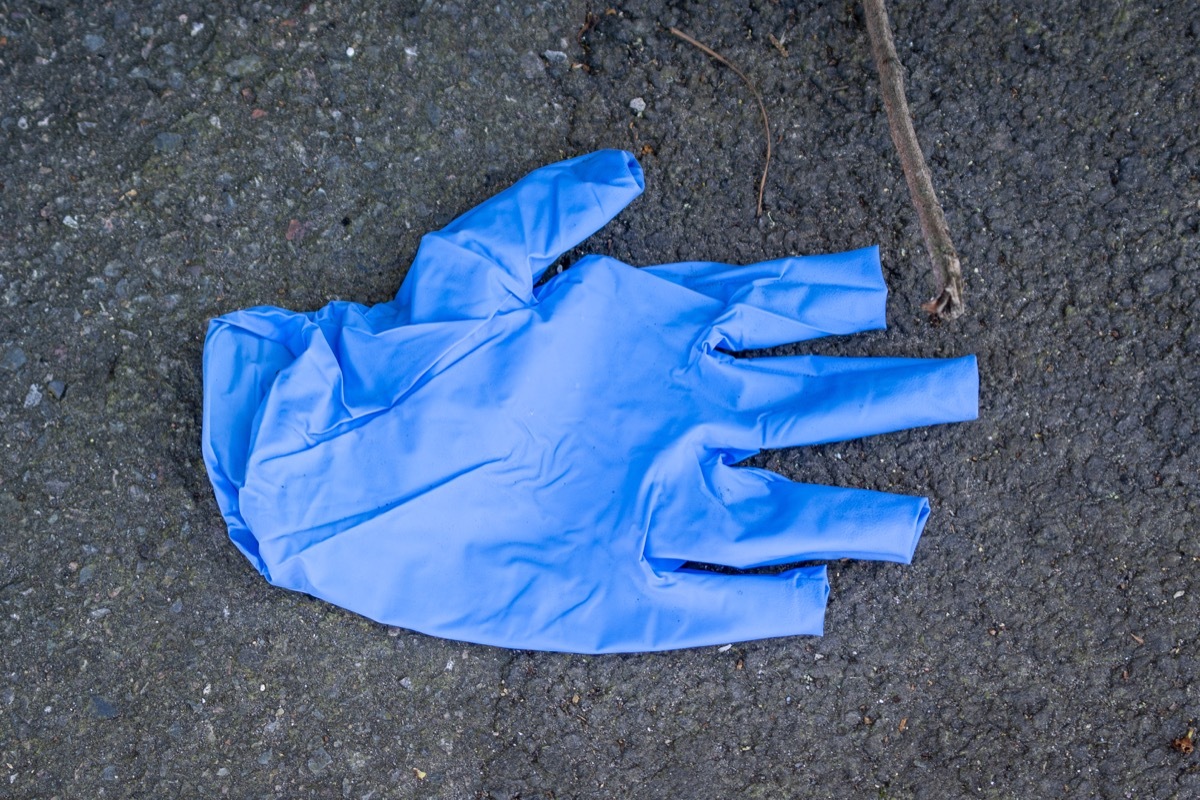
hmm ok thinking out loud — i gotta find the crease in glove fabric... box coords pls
[202,150,979,654]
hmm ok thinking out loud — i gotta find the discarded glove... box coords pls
[202,149,978,653]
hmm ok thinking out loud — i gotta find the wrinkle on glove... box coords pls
[202,150,979,654]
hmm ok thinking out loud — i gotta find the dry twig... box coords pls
[768,32,789,58]
[669,27,771,217]
[862,0,965,319]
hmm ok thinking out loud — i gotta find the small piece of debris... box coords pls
[24,384,43,408]
[154,132,183,153]
[47,380,67,399]
[520,51,544,80]
[629,97,647,114]
[1171,729,1195,755]
[224,55,264,78]
[717,644,732,652]
[307,747,333,775]
[91,696,120,720]
[543,50,569,64]
[768,32,789,57]
[1,347,27,372]
[413,768,427,780]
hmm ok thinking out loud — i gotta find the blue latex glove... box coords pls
[203,150,978,653]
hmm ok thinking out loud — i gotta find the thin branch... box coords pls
[861,0,965,319]
[669,27,771,218]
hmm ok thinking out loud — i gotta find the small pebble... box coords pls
[91,696,120,720]
[308,747,333,775]
[520,51,544,80]
[23,384,43,408]
[48,380,66,399]
[224,54,263,78]
[629,97,647,114]
[154,132,183,153]
[1140,269,1174,295]
[1,347,27,372]
[84,35,106,53]
[543,50,569,64]
[101,765,118,782]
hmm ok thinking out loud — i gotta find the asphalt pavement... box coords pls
[1,1,1197,797]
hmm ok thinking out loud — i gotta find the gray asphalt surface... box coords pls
[2,1,1198,797]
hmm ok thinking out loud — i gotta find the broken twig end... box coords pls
[921,260,965,320]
